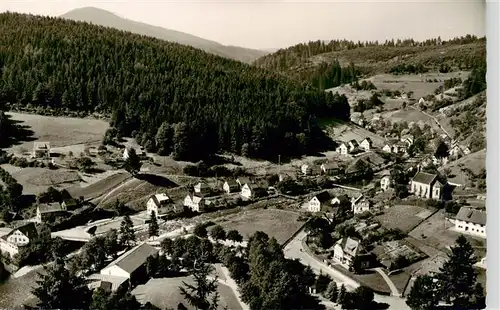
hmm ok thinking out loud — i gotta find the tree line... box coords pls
[254,35,485,71]
[0,12,350,162]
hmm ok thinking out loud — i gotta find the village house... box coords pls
[400,134,414,147]
[194,182,211,196]
[62,198,79,211]
[0,222,38,258]
[236,176,252,188]
[351,195,372,214]
[301,164,321,176]
[359,138,373,152]
[449,144,463,159]
[36,202,68,223]
[146,193,172,218]
[336,143,349,155]
[418,97,425,105]
[462,146,472,155]
[348,140,359,153]
[380,174,392,191]
[32,141,51,158]
[184,194,210,213]
[223,179,239,194]
[307,191,331,213]
[382,143,393,153]
[454,207,486,238]
[240,183,267,200]
[321,162,340,175]
[409,171,443,199]
[333,237,371,269]
[97,242,159,289]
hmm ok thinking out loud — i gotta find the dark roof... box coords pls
[363,137,373,144]
[349,140,359,146]
[322,162,339,170]
[333,194,350,204]
[315,191,331,203]
[10,222,38,240]
[38,202,65,213]
[224,179,239,188]
[455,207,486,225]
[345,158,369,174]
[149,194,170,207]
[411,172,438,185]
[104,243,159,274]
[63,198,78,207]
[237,177,252,185]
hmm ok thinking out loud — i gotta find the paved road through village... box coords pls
[283,231,411,310]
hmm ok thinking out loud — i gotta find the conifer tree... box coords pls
[148,211,159,239]
[120,215,136,247]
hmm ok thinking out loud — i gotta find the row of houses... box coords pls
[301,162,340,176]
[335,138,374,155]
[306,192,372,215]
[146,178,271,218]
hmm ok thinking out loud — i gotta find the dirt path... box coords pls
[374,268,400,297]
[409,106,452,140]
[97,175,135,203]
[217,266,249,310]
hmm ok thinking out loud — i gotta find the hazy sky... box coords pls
[0,0,486,49]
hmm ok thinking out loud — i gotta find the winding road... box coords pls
[283,231,410,310]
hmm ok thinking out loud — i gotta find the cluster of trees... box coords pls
[16,224,63,266]
[460,60,487,100]
[239,231,323,309]
[33,255,159,310]
[308,62,359,90]
[443,77,463,90]
[0,165,23,220]
[254,36,485,71]
[351,80,377,91]
[406,236,485,310]
[0,13,350,162]
[70,229,123,274]
[389,63,429,75]
[353,94,385,113]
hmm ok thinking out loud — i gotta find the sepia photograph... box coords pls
[0,0,492,309]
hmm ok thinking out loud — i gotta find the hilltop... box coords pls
[0,12,350,162]
[61,7,268,63]
[254,37,486,90]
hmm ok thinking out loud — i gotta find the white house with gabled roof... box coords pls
[410,171,443,199]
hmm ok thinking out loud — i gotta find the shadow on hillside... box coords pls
[0,117,36,148]
[137,173,179,188]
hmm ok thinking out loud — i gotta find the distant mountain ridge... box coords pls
[61,7,268,63]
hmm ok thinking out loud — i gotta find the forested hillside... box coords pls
[0,12,350,161]
[255,36,486,90]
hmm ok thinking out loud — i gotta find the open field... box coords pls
[215,208,303,244]
[375,205,437,233]
[1,164,81,195]
[408,210,486,253]
[131,276,241,310]
[67,171,131,200]
[365,72,469,100]
[97,174,180,209]
[440,149,486,187]
[5,112,109,150]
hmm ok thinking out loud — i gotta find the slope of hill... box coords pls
[0,12,350,161]
[254,37,486,90]
[61,7,268,63]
